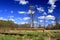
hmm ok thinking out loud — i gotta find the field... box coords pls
[0,30,60,40]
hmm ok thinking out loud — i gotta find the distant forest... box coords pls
[0,17,60,30]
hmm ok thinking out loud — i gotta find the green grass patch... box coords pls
[0,31,60,40]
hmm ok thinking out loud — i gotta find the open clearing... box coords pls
[0,30,60,40]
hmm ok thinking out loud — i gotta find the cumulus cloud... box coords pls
[0,17,7,20]
[8,16,15,21]
[28,10,35,14]
[43,12,47,15]
[15,17,30,24]
[46,15,55,20]
[37,7,44,12]
[38,15,55,20]
[48,0,57,13]
[9,18,15,21]
[18,11,27,14]
[18,10,35,14]
[0,16,15,22]
[37,6,47,17]
[38,16,45,19]
[39,20,48,23]
[23,17,30,20]
[48,0,57,5]
[51,21,55,23]
[14,17,30,21]
[34,21,37,23]
[17,18,22,20]
[0,17,4,20]
[38,12,47,19]
[9,16,14,18]
[39,20,43,22]
[14,0,28,5]
[48,9,53,13]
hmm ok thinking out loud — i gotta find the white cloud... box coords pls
[48,9,53,13]
[38,16,45,19]
[46,15,55,20]
[0,16,15,22]
[0,17,3,20]
[9,18,15,21]
[28,10,35,14]
[51,21,55,23]
[48,0,57,13]
[37,7,44,12]
[23,17,30,20]
[18,10,35,14]
[14,0,28,5]
[43,12,47,15]
[38,15,55,20]
[34,21,37,23]
[39,20,43,22]
[39,20,48,23]
[20,22,25,24]
[9,16,14,18]
[48,0,57,5]
[8,16,15,21]
[8,17,30,24]
[20,0,28,5]
[0,17,7,20]
[17,18,22,20]
[18,11,26,14]
[48,5,56,13]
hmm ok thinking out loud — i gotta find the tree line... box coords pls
[45,17,60,30]
[0,17,60,30]
[0,20,30,28]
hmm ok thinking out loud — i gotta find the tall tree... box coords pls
[54,17,60,29]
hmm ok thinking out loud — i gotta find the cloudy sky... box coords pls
[0,0,60,26]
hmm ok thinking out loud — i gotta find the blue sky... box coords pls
[0,0,60,26]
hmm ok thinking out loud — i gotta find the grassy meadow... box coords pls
[0,30,60,40]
